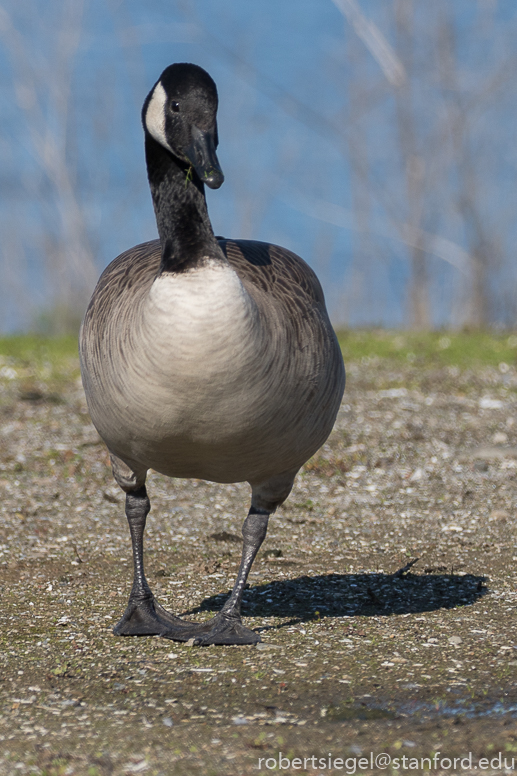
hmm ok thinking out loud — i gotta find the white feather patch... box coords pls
[145,81,173,152]
[148,261,247,322]
[145,261,254,370]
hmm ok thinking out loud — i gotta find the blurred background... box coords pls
[0,0,516,334]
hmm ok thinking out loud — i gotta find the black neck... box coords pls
[145,135,222,274]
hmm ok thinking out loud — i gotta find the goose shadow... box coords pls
[184,571,488,625]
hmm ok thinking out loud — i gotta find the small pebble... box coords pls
[162,717,173,727]
[448,636,462,645]
[256,643,282,651]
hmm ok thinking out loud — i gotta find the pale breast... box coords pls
[81,246,344,485]
[144,260,255,377]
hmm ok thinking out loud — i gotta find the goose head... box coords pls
[142,63,224,190]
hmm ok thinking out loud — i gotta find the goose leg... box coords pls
[184,508,270,646]
[112,485,251,640]
[110,452,208,637]
[184,469,298,646]
[113,486,187,635]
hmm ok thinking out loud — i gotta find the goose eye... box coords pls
[171,101,180,113]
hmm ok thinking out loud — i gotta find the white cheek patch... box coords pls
[145,81,174,153]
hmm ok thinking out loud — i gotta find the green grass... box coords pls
[0,335,80,389]
[336,329,517,368]
[0,334,78,361]
[0,331,516,372]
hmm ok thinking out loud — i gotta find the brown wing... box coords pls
[218,239,327,312]
[81,240,161,342]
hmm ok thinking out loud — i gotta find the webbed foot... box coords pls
[189,614,261,646]
[113,596,187,637]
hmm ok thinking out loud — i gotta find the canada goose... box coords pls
[79,63,345,645]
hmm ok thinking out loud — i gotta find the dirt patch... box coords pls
[0,354,517,774]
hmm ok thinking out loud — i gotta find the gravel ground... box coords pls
[1,346,517,775]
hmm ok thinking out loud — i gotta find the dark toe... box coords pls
[113,597,186,636]
[192,617,261,646]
